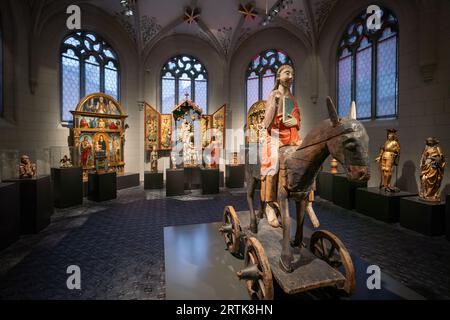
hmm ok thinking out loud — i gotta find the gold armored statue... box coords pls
[375,128,400,192]
[419,137,446,202]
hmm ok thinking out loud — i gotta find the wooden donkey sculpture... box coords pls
[245,97,370,272]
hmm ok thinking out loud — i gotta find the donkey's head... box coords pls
[325,97,370,182]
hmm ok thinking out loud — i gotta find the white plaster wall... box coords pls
[318,0,450,195]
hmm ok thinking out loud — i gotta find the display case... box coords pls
[227,148,245,166]
[50,146,79,168]
[0,150,19,181]
[0,149,50,181]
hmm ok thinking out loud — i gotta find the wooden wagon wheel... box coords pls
[310,230,356,295]
[219,206,241,254]
[236,237,273,300]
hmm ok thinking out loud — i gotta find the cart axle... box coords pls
[236,264,261,281]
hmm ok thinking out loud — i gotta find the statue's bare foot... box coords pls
[279,255,294,273]
[266,205,280,228]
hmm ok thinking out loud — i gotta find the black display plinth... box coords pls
[219,171,224,188]
[117,172,140,190]
[332,174,367,209]
[400,196,445,236]
[446,194,450,241]
[83,180,88,197]
[355,187,417,223]
[201,168,220,195]
[88,172,117,202]
[144,171,164,189]
[3,176,53,234]
[0,183,20,250]
[51,167,83,208]
[184,167,201,190]
[225,165,245,188]
[166,169,185,196]
[316,171,334,201]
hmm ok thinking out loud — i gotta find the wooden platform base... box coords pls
[238,212,345,294]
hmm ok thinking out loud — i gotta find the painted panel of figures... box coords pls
[159,114,172,150]
[145,103,159,151]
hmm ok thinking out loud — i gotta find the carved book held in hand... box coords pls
[283,96,295,123]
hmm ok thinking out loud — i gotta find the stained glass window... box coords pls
[246,49,294,110]
[160,55,208,114]
[105,61,118,100]
[60,31,120,123]
[337,7,398,120]
[84,56,100,96]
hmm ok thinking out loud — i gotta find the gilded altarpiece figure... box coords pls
[70,93,128,180]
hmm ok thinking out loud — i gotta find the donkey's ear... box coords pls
[326,96,340,127]
[349,101,356,120]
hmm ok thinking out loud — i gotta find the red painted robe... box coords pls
[261,93,301,176]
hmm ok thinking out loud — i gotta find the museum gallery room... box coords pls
[0,0,450,301]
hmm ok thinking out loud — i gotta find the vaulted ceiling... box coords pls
[92,0,339,58]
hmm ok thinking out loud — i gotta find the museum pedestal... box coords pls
[144,171,163,189]
[201,168,219,195]
[184,167,201,190]
[0,183,20,250]
[446,194,450,241]
[117,172,140,190]
[316,171,335,201]
[225,165,245,188]
[400,196,445,236]
[3,176,53,234]
[355,187,417,223]
[166,169,185,196]
[332,173,367,209]
[51,167,83,208]
[88,172,117,202]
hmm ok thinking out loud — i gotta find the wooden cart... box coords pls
[219,206,356,300]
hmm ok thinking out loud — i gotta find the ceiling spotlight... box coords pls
[120,0,128,7]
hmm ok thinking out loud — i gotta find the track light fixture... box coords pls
[119,0,135,17]
[261,0,293,26]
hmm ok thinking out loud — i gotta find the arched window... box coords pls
[246,49,293,110]
[161,55,208,114]
[337,7,398,120]
[60,31,120,123]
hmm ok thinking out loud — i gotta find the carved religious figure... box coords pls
[112,136,120,163]
[19,155,37,178]
[208,136,221,168]
[96,97,108,114]
[260,64,302,228]
[97,118,106,129]
[179,119,197,166]
[81,136,92,166]
[150,145,158,173]
[80,117,89,128]
[60,155,73,168]
[419,137,446,202]
[375,129,400,192]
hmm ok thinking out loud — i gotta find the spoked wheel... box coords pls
[219,206,241,254]
[310,230,356,295]
[236,237,273,300]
